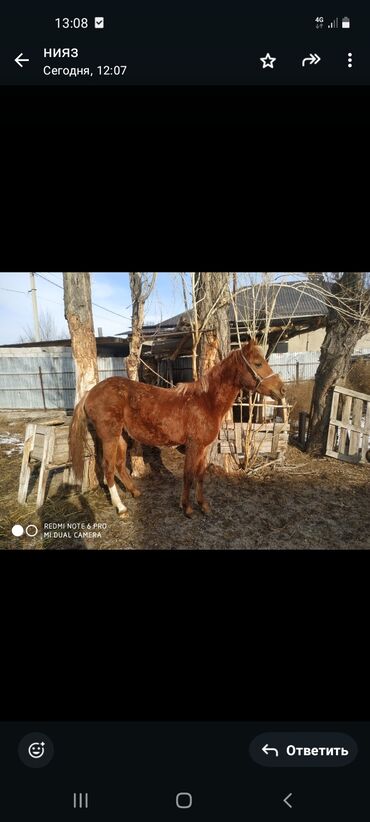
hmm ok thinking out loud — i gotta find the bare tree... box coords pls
[19,309,69,342]
[179,272,231,380]
[195,273,233,469]
[64,272,99,488]
[176,272,236,468]
[195,272,231,376]
[306,272,370,454]
[127,272,157,477]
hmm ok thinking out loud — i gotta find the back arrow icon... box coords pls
[283,793,293,809]
[15,53,30,68]
[302,53,321,66]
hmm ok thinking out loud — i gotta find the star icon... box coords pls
[260,52,276,69]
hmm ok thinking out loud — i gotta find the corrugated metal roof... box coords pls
[141,283,329,332]
[143,310,192,330]
[234,283,329,321]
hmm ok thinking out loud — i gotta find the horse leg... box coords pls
[103,438,128,518]
[181,440,200,518]
[195,448,210,515]
[116,435,141,499]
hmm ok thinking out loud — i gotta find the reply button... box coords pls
[249,732,357,767]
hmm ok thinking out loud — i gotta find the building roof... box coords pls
[140,311,192,332]
[233,283,329,322]
[139,283,329,334]
[0,336,129,355]
[0,336,128,349]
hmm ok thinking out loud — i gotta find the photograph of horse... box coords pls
[68,340,285,518]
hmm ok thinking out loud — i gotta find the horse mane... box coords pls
[173,342,265,397]
[174,374,210,396]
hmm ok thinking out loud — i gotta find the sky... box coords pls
[0,272,303,345]
[0,273,187,345]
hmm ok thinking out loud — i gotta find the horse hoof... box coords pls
[200,504,211,516]
[131,488,141,498]
[184,507,193,518]
[118,510,129,519]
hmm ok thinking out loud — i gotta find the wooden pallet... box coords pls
[326,384,370,464]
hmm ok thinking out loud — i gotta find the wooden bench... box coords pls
[17,417,91,508]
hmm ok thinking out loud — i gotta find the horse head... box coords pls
[238,341,285,402]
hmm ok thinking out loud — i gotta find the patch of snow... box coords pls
[0,433,24,453]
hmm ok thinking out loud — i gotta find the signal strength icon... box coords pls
[328,17,339,28]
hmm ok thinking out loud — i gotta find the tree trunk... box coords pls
[306,272,369,455]
[126,273,144,382]
[195,272,234,470]
[127,272,155,477]
[63,272,100,488]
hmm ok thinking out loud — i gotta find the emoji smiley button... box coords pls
[18,733,54,768]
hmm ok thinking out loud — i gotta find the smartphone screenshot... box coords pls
[0,721,368,821]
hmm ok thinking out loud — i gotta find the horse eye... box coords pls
[255,362,263,368]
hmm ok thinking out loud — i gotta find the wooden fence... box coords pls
[218,394,290,468]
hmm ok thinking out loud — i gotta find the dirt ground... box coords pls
[1,409,369,550]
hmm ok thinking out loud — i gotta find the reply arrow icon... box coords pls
[262,744,279,756]
[15,53,30,68]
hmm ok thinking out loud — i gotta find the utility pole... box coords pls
[29,272,41,341]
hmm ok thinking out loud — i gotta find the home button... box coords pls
[176,792,193,809]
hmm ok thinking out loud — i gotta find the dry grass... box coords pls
[1,430,369,550]
[1,407,370,550]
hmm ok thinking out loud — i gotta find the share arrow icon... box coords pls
[15,53,30,68]
[302,53,321,67]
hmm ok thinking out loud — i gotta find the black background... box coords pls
[2,84,369,125]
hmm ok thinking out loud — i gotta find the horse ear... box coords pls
[243,340,264,358]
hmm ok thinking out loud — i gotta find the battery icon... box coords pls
[342,16,350,28]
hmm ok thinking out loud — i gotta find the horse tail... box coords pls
[69,392,89,483]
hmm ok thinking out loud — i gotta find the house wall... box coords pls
[287,328,370,354]
[287,328,325,353]
[356,331,370,349]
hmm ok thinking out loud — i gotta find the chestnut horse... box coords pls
[69,340,285,517]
